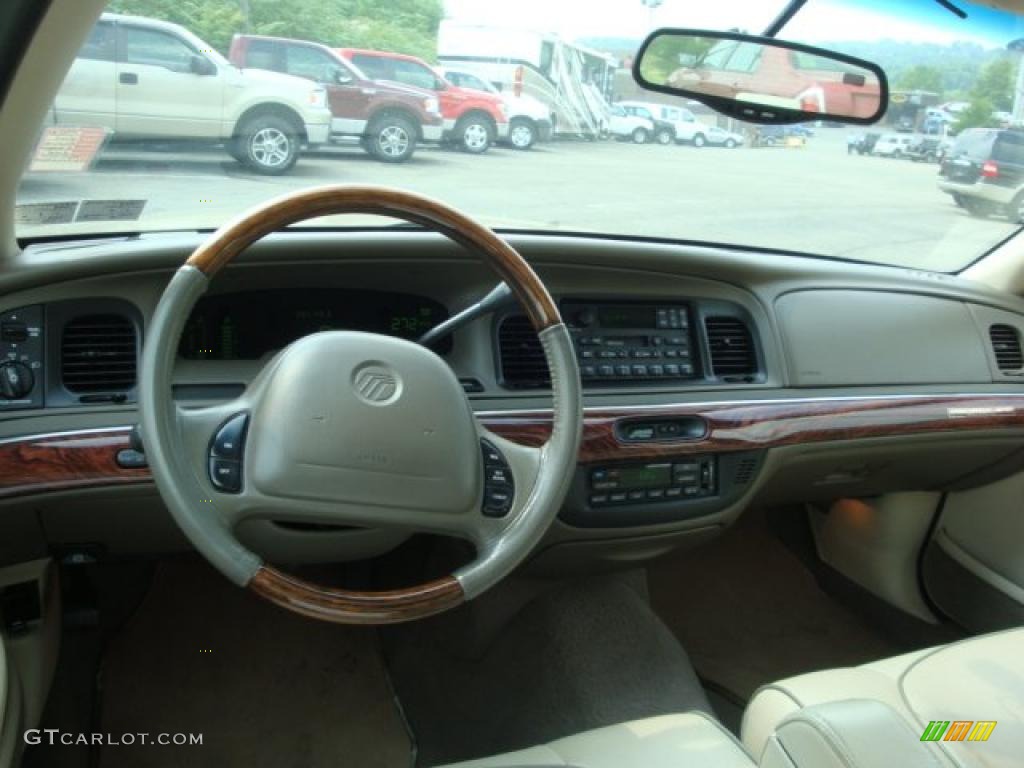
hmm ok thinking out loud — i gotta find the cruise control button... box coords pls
[211,413,248,458]
[481,440,503,466]
[209,458,241,493]
[486,466,512,485]
[483,484,513,517]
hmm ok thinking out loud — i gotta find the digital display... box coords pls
[615,464,671,489]
[597,305,657,329]
[179,289,450,360]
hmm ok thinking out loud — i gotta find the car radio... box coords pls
[562,300,698,384]
[588,458,716,507]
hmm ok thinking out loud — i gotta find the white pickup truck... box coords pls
[48,13,332,174]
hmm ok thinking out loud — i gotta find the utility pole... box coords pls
[1009,39,1024,126]
[238,0,252,32]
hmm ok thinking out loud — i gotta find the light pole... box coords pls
[641,0,664,30]
[1008,38,1024,126]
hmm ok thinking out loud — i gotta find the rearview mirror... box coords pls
[633,29,887,126]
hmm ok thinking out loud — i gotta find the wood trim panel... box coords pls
[3,395,1024,499]
[482,394,1024,463]
[185,185,561,329]
[0,429,149,500]
[249,566,464,625]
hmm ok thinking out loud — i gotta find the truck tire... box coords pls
[456,114,494,154]
[693,133,706,148]
[655,128,673,145]
[234,114,299,175]
[366,113,417,163]
[509,117,536,150]
[631,127,650,144]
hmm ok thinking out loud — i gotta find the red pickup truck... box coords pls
[229,35,443,163]
[337,49,509,153]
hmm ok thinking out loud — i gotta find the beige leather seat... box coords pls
[743,627,1024,768]
[442,628,1023,768]
[441,712,754,768]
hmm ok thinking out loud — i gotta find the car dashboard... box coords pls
[2,229,1024,570]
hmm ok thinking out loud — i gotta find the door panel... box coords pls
[53,21,117,127]
[923,470,1024,632]
[114,24,223,138]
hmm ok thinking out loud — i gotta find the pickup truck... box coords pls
[229,35,444,163]
[438,67,553,150]
[50,14,331,175]
[337,49,509,153]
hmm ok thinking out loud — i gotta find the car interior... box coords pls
[1,0,1023,767]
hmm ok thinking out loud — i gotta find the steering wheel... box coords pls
[139,186,582,624]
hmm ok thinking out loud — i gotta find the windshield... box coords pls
[15,0,1024,272]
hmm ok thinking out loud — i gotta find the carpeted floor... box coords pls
[385,576,713,767]
[97,559,411,768]
[648,507,902,702]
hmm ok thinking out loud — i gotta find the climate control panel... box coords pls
[0,305,43,410]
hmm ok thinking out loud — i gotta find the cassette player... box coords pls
[562,300,698,384]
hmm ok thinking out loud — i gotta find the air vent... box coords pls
[498,315,549,389]
[989,324,1023,371]
[705,316,757,377]
[734,457,759,486]
[61,314,137,394]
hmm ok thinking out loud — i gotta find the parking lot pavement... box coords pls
[17,131,1019,272]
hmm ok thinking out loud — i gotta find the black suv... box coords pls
[939,128,1024,220]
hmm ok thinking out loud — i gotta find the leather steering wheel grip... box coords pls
[139,185,582,624]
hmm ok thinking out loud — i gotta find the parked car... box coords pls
[704,126,744,148]
[895,116,916,133]
[50,14,331,174]
[872,134,917,158]
[608,105,655,143]
[906,136,950,164]
[337,49,508,153]
[848,131,881,155]
[437,67,553,150]
[615,102,677,145]
[939,127,1024,220]
[753,125,805,148]
[229,35,443,163]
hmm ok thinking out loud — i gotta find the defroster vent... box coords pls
[61,314,137,394]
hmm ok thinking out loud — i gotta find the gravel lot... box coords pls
[16,129,1019,271]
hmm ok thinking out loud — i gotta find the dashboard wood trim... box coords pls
[3,394,1024,499]
[0,428,148,500]
[481,394,1024,463]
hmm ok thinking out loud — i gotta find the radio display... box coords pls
[179,288,450,360]
[615,464,671,489]
[597,305,658,329]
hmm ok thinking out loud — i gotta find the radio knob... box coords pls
[0,361,34,399]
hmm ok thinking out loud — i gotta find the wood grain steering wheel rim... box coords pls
[139,185,582,624]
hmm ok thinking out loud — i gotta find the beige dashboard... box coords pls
[2,229,1024,570]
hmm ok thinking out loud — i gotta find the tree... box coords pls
[955,97,998,132]
[106,0,443,59]
[896,64,943,95]
[972,56,1014,113]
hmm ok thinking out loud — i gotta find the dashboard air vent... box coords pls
[705,316,756,377]
[498,315,549,389]
[989,324,1023,371]
[61,314,137,394]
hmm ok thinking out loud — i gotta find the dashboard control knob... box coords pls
[0,361,34,399]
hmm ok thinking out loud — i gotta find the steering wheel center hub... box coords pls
[247,331,479,513]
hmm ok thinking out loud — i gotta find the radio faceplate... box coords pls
[562,300,699,384]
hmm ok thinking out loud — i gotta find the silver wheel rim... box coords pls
[657,131,671,145]
[511,123,533,147]
[464,123,489,150]
[378,125,410,157]
[695,135,705,147]
[250,127,291,168]
[633,130,647,143]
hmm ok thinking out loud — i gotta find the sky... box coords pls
[442,0,1023,48]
